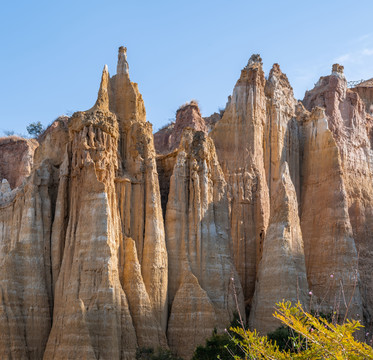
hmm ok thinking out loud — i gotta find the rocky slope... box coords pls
[1,47,373,359]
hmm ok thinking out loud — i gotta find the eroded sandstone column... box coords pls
[210,54,270,306]
[249,162,309,334]
[0,164,53,360]
[303,65,371,326]
[111,47,168,331]
[166,128,244,359]
[264,63,300,202]
[299,105,363,321]
[44,66,138,359]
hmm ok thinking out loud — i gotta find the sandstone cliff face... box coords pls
[207,59,369,333]
[165,128,244,359]
[247,64,309,334]
[110,48,168,332]
[303,66,373,329]
[210,55,270,306]
[264,64,300,202]
[0,124,67,359]
[0,48,168,359]
[2,46,373,359]
[299,105,363,320]
[44,76,139,359]
[249,162,308,334]
[156,150,178,217]
[33,117,69,170]
[203,111,223,132]
[0,162,54,360]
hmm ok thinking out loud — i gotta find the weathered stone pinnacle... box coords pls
[246,54,263,69]
[117,45,129,75]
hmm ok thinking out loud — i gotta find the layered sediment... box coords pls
[165,128,244,358]
[1,47,373,359]
[210,55,270,307]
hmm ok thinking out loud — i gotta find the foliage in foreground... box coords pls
[192,328,246,360]
[266,325,295,352]
[192,312,246,359]
[230,301,373,359]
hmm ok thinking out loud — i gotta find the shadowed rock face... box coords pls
[1,50,373,359]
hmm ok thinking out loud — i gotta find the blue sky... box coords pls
[1,0,373,136]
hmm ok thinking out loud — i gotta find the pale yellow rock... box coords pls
[210,55,270,305]
[264,63,300,202]
[166,128,245,358]
[44,53,168,358]
[303,68,372,329]
[249,162,309,334]
[122,236,168,348]
[167,273,217,360]
[3,47,373,358]
[44,67,138,359]
[50,149,69,292]
[111,47,168,331]
[0,163,54,360]
[299,106,363,320]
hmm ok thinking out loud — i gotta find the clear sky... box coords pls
[1,0,373,136]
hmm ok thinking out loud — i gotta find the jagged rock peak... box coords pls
[154,100,208,154]
[175,101,206,133]
[117,45,129,75]
[176,100,201,116]
[267,63,293,91]
[238,53,265,87]
[246,53,263,69]
[331,63,346,80]
[332,63,344,74]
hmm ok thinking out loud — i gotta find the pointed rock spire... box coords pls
[117,46,129,75]
[94,64,110,110]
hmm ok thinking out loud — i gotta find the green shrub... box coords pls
[192,312,246,359]
[192,329,234,360]
[267,325,294,352]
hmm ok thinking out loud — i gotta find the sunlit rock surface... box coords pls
[1,50,373,359]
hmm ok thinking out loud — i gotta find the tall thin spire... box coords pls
[117,46,129,75]
[94,64,110,110]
